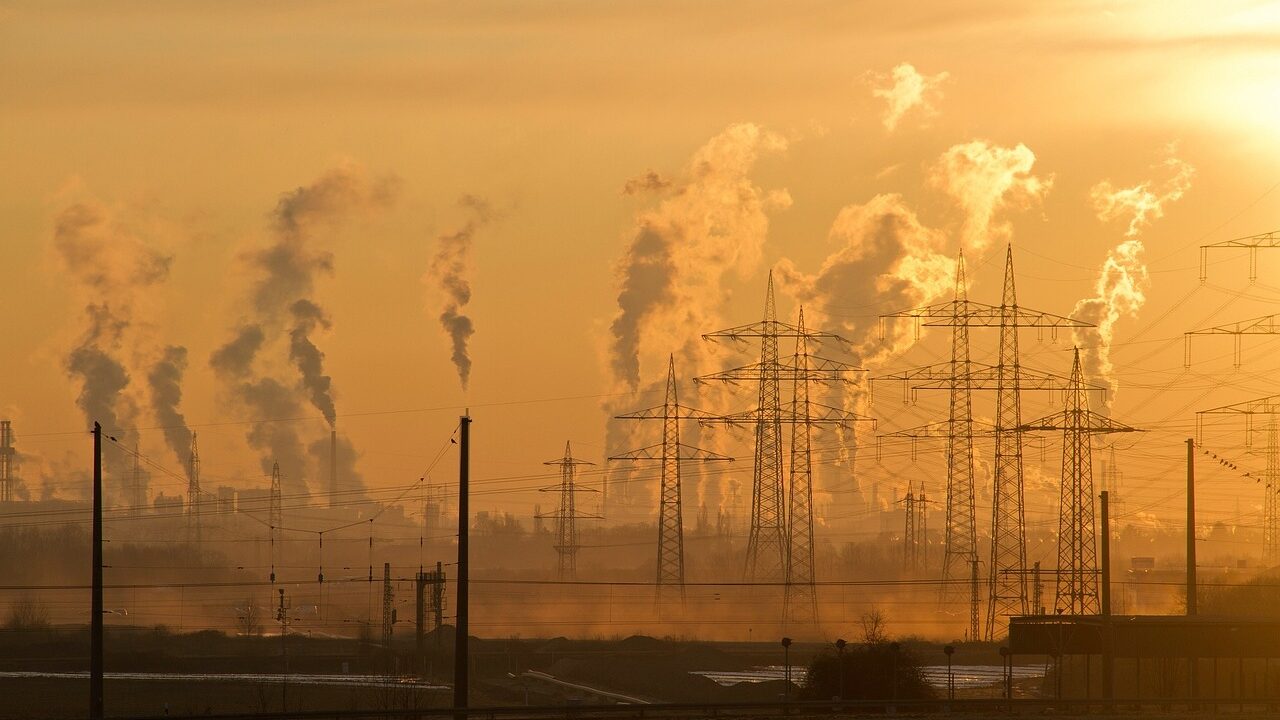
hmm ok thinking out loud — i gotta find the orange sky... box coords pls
[3,1,1280,544]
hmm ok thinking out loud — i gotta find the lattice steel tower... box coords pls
[269,461,282,583]
[878,247,1091,639]
[0,421,14,504]
[541,442,597,580]
[613,356,729,600]
[700,277,865,588]
[188,432,202,542]
[1197,394,1280,565]
[988,246,1028,637]
[702,301,867,621]
[1023,348,1136,614]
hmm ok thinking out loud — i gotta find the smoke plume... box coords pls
[427,195,491,390]
[211,164,395,491]
[289,299,335,427]
[1074,152,1195,408]
[604,123,790,518]
[54,200,171,481]
[870,62,949,132]
[930,140,1051,252]
[608,123,790,392]
[147,345,194,473]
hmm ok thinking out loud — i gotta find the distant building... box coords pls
[153,493,184,514]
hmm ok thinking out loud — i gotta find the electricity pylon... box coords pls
[188,432,202,543]
[699,275,863,586]
[879,246,1091,639]
[612,356,730,601]
[270,461,282,583]
[701,303,869,624]
[539,442,598,580]
[900,481,931,572]
[1199,229,1280,283]
[1185,314,1280,368]
[0,421,14,504]
[1022,348,1137,615]
[1196,394,1280,565]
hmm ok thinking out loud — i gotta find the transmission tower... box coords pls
[0,421,14,504]
[1185,313,1280,368]
[700,278,865,589]
[270,461,282,583]
[1022,348,1137,615]
[188,432,202,542]
[537,442,598,580]
[701,298,868,622]
[613,356,730,601]
[1199,229,1280,283]
[903,481,917,571]
[1196,394,1280,565]
[878,247,1091,638]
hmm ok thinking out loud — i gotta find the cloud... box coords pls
[870,62,949,132]
[930,140,1051,252]
[622,170,672,196]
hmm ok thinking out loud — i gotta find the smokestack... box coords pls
[330,429,337,508]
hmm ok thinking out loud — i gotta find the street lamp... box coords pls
[781,637,793,704]
[834,638,847,702]
[943,645,955,701]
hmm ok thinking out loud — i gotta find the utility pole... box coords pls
[613,356,730,603]
[90,422,104,720]
[454,414,471,715]
[382,562,394,671]
[1187,437,1197,615]
[1196,394,1280,564]
[969,558,980,642]
[539,442,598,581]
[701,295,867,624]
[187,432,201,544]
[1187,436,1199,702]
[1100,490,1113,702]
[277,588,290,712]
[1021,348,1137,615]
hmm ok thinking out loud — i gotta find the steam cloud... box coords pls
[55,200,171,483]
[871,62,949,132]
[777,139,1050,515]
[427,195,492,390]
[147,345,194,476]
[211,164,396,491]
[1074,151,1195,408]
[930,140,1051,252]
[608,123,791,392]
[604,123,790,518]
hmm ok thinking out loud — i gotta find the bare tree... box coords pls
[859,608,888,644]
[236,599,264,636]
[5,595,50,631]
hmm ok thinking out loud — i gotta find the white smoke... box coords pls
[1074,151,1195,408]
[930,140,1051,252]
[870,62,949,132]
[605,123,790,517]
